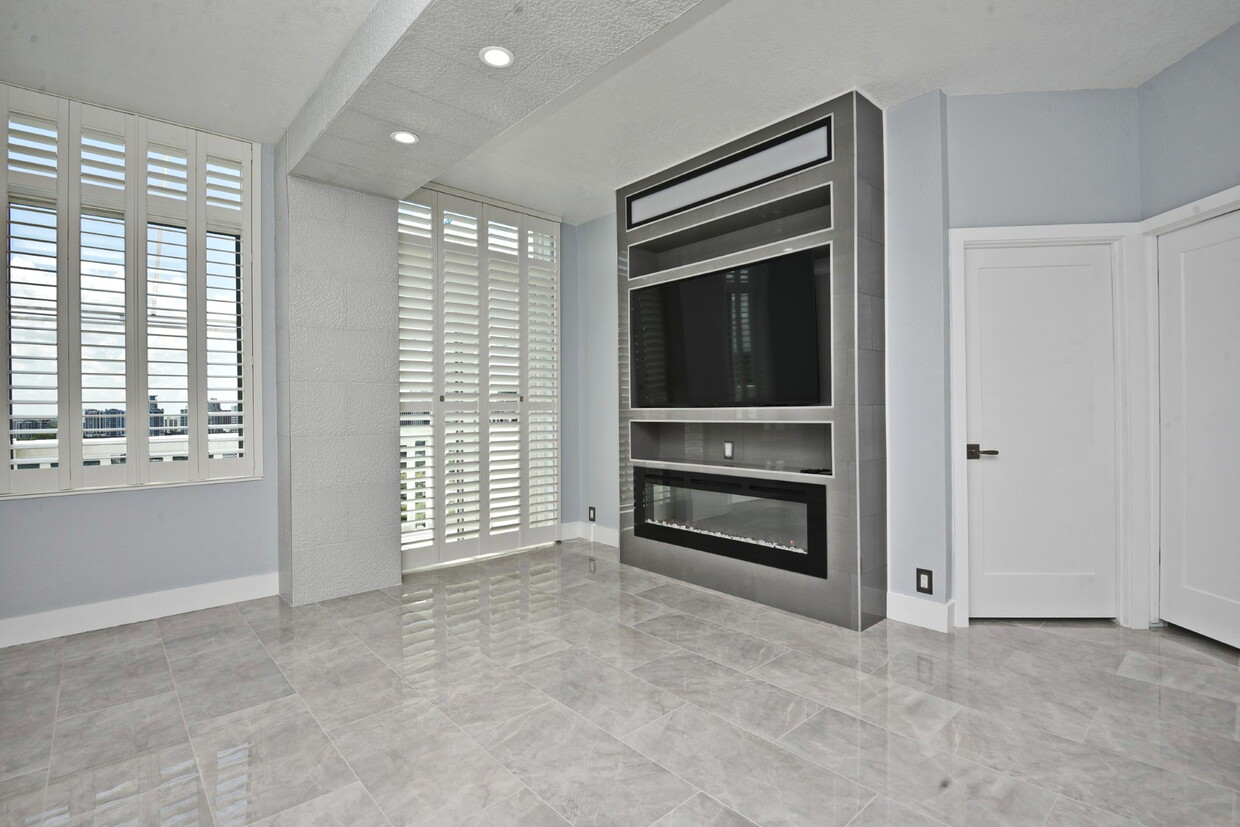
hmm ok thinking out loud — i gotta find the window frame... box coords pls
[1,83,263,499]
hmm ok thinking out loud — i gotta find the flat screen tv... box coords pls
[630,249,826,408]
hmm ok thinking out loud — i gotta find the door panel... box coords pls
[966,243,1117,617]
[1159,210,1240,648]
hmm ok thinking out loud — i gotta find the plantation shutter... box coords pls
[1,83,259,498]
[397,189,560,569]
[398,197,436,553]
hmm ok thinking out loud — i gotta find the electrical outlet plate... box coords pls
[588,506,596,522]
[916,568,933,595]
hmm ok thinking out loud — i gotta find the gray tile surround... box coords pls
[1,540,1237,826]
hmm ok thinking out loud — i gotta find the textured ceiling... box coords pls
[0,0,379,143]
[436,0,1240,223]
[288,0,713,198]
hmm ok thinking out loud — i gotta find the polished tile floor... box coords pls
[2,539,1238,826]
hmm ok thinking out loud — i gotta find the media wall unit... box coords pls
[616,92,886,631]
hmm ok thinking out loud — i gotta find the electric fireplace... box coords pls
[634,467,827,578]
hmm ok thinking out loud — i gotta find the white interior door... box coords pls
[1159,209,1240,648]
[965,242,1117,617]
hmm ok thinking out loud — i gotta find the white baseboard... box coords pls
[561,521,620,547]
[886,592,956,634]
[0,572,280,649]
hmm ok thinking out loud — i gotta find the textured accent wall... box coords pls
[275,165,401,604]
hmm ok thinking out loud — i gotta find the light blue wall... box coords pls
[0,147,279,620]
[946,89,1141,227]
[885,91,953,603]
[560,213,620,531]
[1139,23,1240,217]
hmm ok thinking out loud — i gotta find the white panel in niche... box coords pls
[629,124,830,226]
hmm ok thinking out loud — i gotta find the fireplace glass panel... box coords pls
[644,480,809,555]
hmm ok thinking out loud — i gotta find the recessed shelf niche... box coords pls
[630,420,832,479]
[628,184,831,278]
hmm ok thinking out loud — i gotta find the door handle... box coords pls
[966,443,1000,460]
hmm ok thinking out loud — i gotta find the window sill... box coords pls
[0,475,266,502]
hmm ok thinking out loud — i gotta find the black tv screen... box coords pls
[630,250,825,408]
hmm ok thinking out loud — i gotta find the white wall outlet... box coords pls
[723,440,734,459]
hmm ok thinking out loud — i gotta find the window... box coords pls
[2,84,260,497]
[399,190,559,566]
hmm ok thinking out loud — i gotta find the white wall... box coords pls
[1139,22,1240,217]
[0,147,279,621]
[273,164,401,605]
[884,91,953,603]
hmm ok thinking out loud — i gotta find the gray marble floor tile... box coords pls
[1084,706,1240,791]
[566,559,670,595]
[625,704,872,827]
[778,707,1055,826]
[731,610,890,673]
[237,598,359,664]
[1118,649,1240,703]
[0,646,61,699]
[317,588,400,620]
[1004,648,1240,738]
[563,581,670,625]
[861,620,1015,670]
[876,649,1096,741]
[652,791,758,826]
[1037,619,1238,670]
[191,694,356,825]
[1043,796,1141,826]
[42,742,206,826]
[512,648,683,737]
[158,604,258,661]
[50,691,188,780]
[539,609,680,670]
[848,795,949,827]
[454,622,575,669]
[168,637,293,725]
[400,645,552,737]
[634,613,785,672]
[252,782,389,826]
[330,701,522,827]
[279,642,421,730]
[475,702,694,826]
[633,650,819,741]
[62,620,164,663]
[637,582,762,627]
[56,641,174,719]
[457,787,571,827]
[750,649,961,741]
[0,686,56,781]
[341,604,440,669]
[931,706,1238,826]
[965,622,1128,673]
[0,769,47,826]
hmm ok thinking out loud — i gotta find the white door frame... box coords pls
[948,183,1240,629]
[949,224,1143,627]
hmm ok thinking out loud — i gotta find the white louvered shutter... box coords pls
[524,220,560,542]
[485,207,523,547]
[439,195,483,553]
[397,190,560,568]
[4,89,65,494]
[398,197,436,558]
[2,83,259,498]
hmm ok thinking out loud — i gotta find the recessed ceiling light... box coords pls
[390,130,419,144]
[479,46,515,68]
